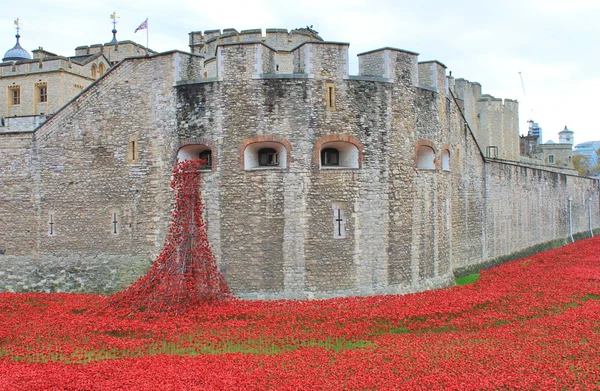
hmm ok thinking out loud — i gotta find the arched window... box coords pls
[99,63,105,75]
[243,141,288,170]
[318,141,359,169]
[258,148,279,166]
[177,144,213,170]
[91,64,98,78]
[442,149,450,171]
[417,146,436,169]
[321,148,339,166]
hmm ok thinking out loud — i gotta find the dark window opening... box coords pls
[39,86,48,103]
[12,89,20,105]
[112,213,118,234]
[321,148,340,166]
[131,140,137,161]
[258,148,279,166]
[199,150,212,169]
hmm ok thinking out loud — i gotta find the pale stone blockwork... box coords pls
[0,29,599,299]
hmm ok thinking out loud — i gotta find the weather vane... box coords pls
[14,18,21,35]
[110,12,119,27]
[109,12,120,44]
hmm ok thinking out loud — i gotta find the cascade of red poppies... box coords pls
[109,159,232,313]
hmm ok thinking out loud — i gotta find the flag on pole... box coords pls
[134,19,148,33]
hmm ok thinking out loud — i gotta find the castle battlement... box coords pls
[75,41,156,65]
[191,38,426,85]
[478,94,519,107]
[189,27,323,58]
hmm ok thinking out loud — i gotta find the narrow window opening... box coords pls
[325,83,336,111]
[39,86,48,103]
[112,213,118,234]
[258,148,279,166]
[548,155,555,164]
[99,63,105,75]
[131,140,136,161]
[335,209,343,237]
[442,149,450,171]
[128,137,139,164]
[49,214,55,236]
[332,203,346,239]
[11,88,20,105]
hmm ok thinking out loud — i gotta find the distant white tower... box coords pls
[558,125,574,145]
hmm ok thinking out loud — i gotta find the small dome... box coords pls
[3,34,31,62]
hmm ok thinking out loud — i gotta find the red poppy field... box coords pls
[1,237,599,390]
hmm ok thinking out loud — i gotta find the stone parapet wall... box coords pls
[189,28,323,58]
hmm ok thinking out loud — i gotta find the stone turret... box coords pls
[558,125,574,145]
[3,25,31,62]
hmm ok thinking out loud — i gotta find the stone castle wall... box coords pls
[453,78,520,161]
[1,56,110,121]
[0,37,598,298]
[0,52,193,292]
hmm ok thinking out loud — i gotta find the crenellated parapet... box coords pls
[357,47,419,86]
[418,60,448,94]
[452,79,520,161]
[204,40,351,81]
[189,27,323,59]
[75,41,155,65]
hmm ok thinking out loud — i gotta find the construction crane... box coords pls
[518,71,537,139]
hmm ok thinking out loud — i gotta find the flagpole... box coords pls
[146,17,149,56]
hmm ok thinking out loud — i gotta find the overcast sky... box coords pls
[2,0,598,144]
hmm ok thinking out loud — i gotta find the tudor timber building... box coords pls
[1,28,599,298]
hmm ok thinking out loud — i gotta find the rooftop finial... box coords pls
[109,12,119,44]
[14,18,21,41]
[3,18,31,62]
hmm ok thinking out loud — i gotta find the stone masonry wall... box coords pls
[1,71,93,118]
[0,38,599,299]
[0,52,190,292]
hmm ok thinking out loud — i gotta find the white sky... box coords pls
[2,0,599,144]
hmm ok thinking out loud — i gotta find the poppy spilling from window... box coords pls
[108,158,232,314]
